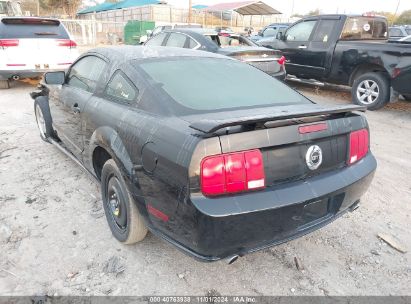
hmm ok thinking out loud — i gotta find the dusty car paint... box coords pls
[33,46,377,261]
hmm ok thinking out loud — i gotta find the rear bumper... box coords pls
[151,153,376,261]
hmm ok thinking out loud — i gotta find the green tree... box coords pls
[369,11,396,25]
[396,9,411,25]
[306,8,320,16]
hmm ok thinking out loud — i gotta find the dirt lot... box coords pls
[0,81,410,296]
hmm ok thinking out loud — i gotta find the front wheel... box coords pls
[34,96,54,142]
[101,159,148,244]
[352,72,390,111]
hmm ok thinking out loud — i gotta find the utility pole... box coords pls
[392,0,400,26]
[37,0,40,16]
[188,0,192,24]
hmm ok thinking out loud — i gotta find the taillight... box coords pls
[56,39,77,48]
[201,149,265,196]
[348,129,369,165]
[277,55,286,65]
[0,39,19,48]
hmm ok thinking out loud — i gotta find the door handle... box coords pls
[73,103,81,114]
[298,45,307,49]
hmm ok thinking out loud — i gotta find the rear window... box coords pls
[207,34,254,48]
[136,57,309,112]
[0,18,69,39]
[341,17,387,40]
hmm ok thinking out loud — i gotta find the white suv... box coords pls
[0,17,79,89]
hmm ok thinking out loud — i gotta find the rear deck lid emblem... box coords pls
[306,145,322,170]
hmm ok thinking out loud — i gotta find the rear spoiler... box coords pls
[189,104,366,134]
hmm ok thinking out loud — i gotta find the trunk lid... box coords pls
[217,47,283,74]
[185,104,367,186]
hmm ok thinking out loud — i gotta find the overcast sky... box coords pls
[167,0,411,16]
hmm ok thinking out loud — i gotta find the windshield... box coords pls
[341,17,387,40]
[136,57,309,113]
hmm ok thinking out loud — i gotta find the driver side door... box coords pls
[275,19,318,76]
[49,55,107,160]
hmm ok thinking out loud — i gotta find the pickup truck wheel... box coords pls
[0,80,10,89]
[352,73,390,110]
[101,159,147,244]
[34,97,54,142]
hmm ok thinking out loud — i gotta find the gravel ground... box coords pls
[0,81,410,296]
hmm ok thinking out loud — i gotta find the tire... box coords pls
[352,72,390,111]
[402,94,411,101]
[101,159,147,244]
[34,96,54,142]
[0,80,10,89]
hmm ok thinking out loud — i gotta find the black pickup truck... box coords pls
[258,14,411,110]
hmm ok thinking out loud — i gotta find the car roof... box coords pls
[87,46,230,62]
[167,28,218,35]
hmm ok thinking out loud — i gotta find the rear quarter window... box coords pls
[0,19,69,39]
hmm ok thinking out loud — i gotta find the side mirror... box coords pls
[146,30,153,36]
[276,32,284,40]
[258,30,262,36]
[44,71,65,85]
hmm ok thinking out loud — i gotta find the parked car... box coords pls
[214,26,234,33]
[31,46,376,262]
[0,17,79,89]
[140,23,202,44]
[388,25,411,41]
[259,14,411,109]
[144,28,286,81]
[399,35,411,42]
[250,23,290,42]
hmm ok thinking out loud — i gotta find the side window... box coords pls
[389,28,403,37]
[165,33,187,48]
[67,56,106,92]
[286,20,317,42]
[146,32,167,46]
[312,20,338,43]
[188,37,198,49]
[263,27,277,37]
[105,71,138,103]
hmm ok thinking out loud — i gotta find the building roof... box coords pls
[78,0,160,15]
[204,1,281,15]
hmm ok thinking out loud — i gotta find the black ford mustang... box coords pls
[31,46,376,262]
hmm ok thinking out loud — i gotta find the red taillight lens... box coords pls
[348,129,369,165]
[277,55,286,65]
[0,39,19,47]
[201,149,265,196]
[56,39,77,48]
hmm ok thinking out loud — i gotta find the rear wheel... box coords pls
[352,72,390,111]
[101,159,147,244]
[0,80,10,89]
[34,97,54,142]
